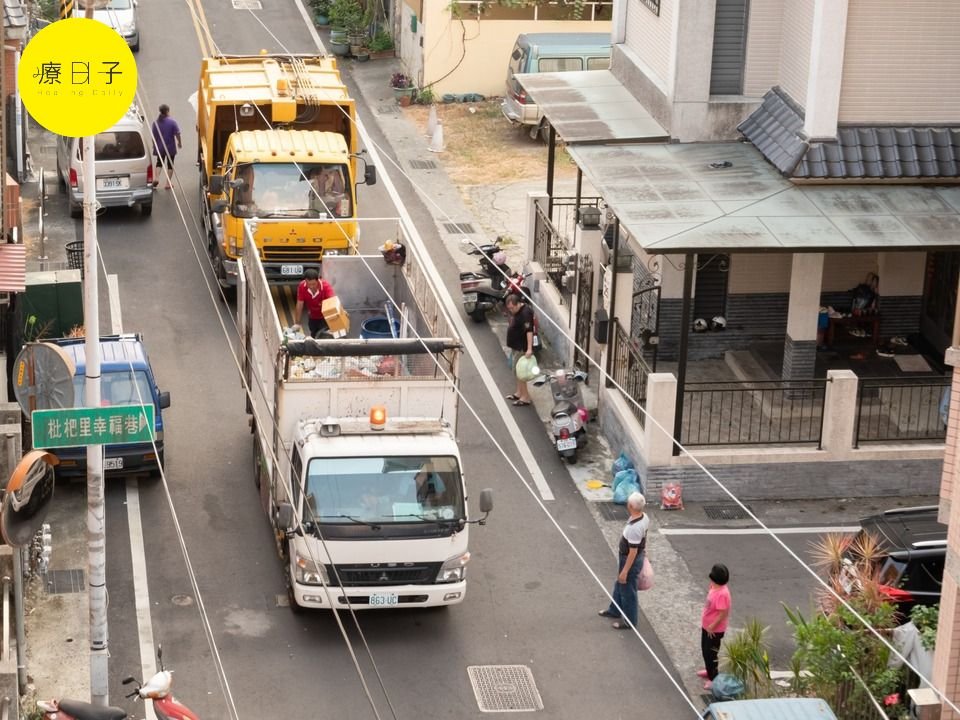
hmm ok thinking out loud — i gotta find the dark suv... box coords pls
[853,505,946,613]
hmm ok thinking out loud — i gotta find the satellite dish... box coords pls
[1,449,58,548]
[12,342,76,415]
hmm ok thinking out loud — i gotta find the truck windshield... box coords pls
[231,162,352,219]
[70,369,153,408]
[304,455,464,526]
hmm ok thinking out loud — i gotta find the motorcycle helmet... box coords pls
[493,250,507,267]
[693,318,708,333]
[710,316,727,331]
[378,241,406,266]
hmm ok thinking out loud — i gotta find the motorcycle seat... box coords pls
[475,244,501,255]
[459,271,487,280]
[58,699,128,720]
[552,400,578,417]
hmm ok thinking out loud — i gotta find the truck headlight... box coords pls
[323,249,342,257]
[437,551,470,583]
[120,23,135,35]
[294,550,328,585]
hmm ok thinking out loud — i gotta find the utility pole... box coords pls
[80,1,108,706]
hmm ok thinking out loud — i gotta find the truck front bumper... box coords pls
[292,579,467,610]
[262,261,323,284]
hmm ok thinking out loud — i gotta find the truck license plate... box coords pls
[369,592,398,607]
[104,457,124,470]
[281,264,304,276]
[556,438,577,452]
[462,293,477,304]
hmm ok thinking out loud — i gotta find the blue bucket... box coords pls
[360,316,400,339]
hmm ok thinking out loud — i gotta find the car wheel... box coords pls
[131,40,140,52]
[56,160,66,190]
[140,202,152,217]
[469,308,487,323]
[70,203,82,219]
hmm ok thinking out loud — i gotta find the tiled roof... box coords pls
[738,87,960,180]
[3,0,26,30]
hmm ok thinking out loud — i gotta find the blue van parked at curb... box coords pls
[51,334,170,477]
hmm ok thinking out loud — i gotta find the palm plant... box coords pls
[719,618,774,699]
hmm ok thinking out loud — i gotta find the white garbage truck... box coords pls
[239,220,491,611]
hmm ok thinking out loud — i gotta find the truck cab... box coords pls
[51,334,170,477]
[276,417,490,611]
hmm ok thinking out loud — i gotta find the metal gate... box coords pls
[574,254,593,376]
[631,270,660,370]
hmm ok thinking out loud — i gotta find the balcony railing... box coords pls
[681,380,827,447]
[608,320,651,428]
[453,0,613,21]
[855,377,950,446]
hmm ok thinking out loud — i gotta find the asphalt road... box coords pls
[34,1,698,718]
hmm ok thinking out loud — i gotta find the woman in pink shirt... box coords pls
[699,563,731,690]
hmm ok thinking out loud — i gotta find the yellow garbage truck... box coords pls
[197,54,376,289]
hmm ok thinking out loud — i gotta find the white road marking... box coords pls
[126,479,158,720]
[658,525,860,536]
[107,274,122,334]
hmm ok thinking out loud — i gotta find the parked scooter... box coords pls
[459,238,531,322]
[38,645,199,720]
[533,368,589,463]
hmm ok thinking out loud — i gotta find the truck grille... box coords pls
[327,563,441,587]
[261,246,325,262]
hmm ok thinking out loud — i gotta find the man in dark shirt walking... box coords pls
[151,104,181,190]
[505,293,534,406]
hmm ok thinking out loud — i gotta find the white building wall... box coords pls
[777,0,814,108]
[624,0,675,90]
[839,0,960,123]
[741,0,784,97]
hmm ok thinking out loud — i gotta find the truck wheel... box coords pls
[286,582,304,614]
[469,308,487,323]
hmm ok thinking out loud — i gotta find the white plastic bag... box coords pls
[637,556,654,591]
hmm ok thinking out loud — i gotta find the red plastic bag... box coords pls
[660,482,684,510]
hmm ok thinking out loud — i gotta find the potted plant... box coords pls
[354,46,370,62]
[328,0,362,50]
[368,29,394,59]
[309,0,330,25]
[390,72,415,105]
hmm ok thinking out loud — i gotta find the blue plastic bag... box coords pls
[613,479,640,505]
[611,451,634,478]
[711,673,745,701]
[612,468,638,494]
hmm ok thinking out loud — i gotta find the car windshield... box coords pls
[304,455,464,525]
[70,369,153,408]
[231,162,352,219]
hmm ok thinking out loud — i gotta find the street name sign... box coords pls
[31,405,155,449]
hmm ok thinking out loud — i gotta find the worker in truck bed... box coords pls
[293,268,338,338]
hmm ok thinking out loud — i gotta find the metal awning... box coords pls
[0,244,26,292]
[515,70,669,145]
[566,141,960,253]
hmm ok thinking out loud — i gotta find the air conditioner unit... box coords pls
[908,688,940,720]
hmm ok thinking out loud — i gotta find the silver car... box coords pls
[76,0,140,52]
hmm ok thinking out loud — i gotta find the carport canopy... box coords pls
[515,70,669,145]
[565,142,960,253]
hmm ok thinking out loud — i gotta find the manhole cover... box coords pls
[596,502,629,522]
[46,569,85,594]
[231,0,262,8]
[468,665,543,712]
[171,594,193,606]
[376,104,399,115]
[410,159,437,170]
[704,504,751,520]
[443,222,475,234]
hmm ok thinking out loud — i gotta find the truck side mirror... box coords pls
[364,165,377,186]
[158,391,171,409]
[211,200,228,214]
[479,489,493,514]
[209,175,224,194]
[276,502,294,531]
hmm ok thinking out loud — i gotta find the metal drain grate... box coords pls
[46,569,85,594]
[704,504,751,521]
[596,502,629,522]
[468,665,543,713]
[231,0,262,8]
[443,222,475,234]
[410,159,437,170]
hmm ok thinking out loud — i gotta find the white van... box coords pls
[56,104,155,218]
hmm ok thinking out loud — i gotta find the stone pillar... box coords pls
[644,373,678,466]
[819,370,857,453]
[803,0,849,140]
[935,347,960,719]
[783,253,824,381]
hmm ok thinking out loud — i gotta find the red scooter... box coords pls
[37,646,198,720]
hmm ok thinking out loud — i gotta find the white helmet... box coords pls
[693,318,708,332]
[493,251,507,266]
[710,316,727,331]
